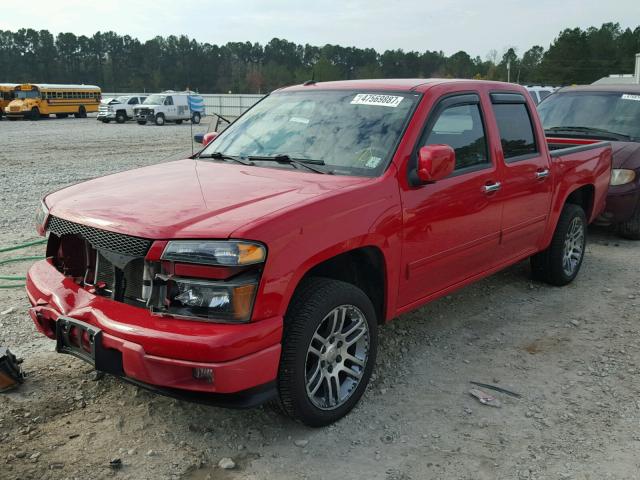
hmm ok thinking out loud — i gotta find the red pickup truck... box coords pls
[27,79,612,426]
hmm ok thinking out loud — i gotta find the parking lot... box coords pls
[1,116,640,480]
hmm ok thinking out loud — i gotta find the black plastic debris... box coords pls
[0,347,25,392]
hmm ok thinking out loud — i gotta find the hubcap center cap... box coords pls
[324,344,338,364]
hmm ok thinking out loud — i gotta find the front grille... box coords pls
[136,108,150,116]
[48,216,152,257]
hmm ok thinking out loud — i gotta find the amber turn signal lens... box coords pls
[232,284,257,320]
[238,244,266,265]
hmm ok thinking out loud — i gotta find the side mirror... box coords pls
[201,132,218,146]
[415,144,456,183]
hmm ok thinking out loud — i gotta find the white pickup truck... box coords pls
[98,95,147,123]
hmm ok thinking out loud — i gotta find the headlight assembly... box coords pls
[610,169,636,186]
[162,240,266,266]
[166,275,258,322]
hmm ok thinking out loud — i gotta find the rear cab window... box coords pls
[490,93,538,161]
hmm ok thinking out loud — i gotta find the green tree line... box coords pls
[0,23,638,93]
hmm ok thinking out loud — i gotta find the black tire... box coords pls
[79,106,87,118]
[617,211,640,240]
[154,113,165,126]
[531,203,587,286]
[30,107,40,120]
[115,111,126,124]
[278,277,378,427]
[137,120,147,125]
[192,112,201,124]
[175,119,183,125]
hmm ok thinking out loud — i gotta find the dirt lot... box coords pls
[1,116,639,480]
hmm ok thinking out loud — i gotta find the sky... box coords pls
[2,0,639,58]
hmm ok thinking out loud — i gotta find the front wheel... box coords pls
[154,113,165,126]
[278,277,377,427]
[531,203,587,286]
[115,111,126,124]
[30,107,40,120]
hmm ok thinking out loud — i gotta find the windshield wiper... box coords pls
[199,151,254,166]
[545,126,632,142]
[247,154,330,174]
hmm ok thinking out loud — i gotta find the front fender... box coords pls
[244,174,403,323]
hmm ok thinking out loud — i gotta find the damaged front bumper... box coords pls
[26,258,282,407]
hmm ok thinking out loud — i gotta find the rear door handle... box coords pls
[483,182,501,193]
[536,169,550,179]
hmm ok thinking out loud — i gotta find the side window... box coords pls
[164,96,173,106]
[538,90,551,101]
[492,103,538,160]
[140,97,147,103]
[423,103,489,171]
[128,97,138,104]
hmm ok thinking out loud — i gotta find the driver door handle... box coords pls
[536,169,550,179]
[483,182,501,193]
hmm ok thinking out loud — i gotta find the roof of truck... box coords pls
[279,78,523,93]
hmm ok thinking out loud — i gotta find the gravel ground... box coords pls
[1,116,640,480]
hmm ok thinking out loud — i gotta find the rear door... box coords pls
[398,93,504,307]
[489,92,553,259]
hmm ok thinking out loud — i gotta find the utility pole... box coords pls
[507,59,511,83]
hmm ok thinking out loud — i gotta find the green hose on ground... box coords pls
[0,239,47,289]
[0,238,47,253]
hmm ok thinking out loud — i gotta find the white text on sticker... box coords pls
[621,94,640,102]
[351,94,404,108]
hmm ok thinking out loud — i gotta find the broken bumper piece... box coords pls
[0,347,25,392]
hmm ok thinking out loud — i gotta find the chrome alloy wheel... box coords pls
[562,216,585,276]
[305,305,370,410]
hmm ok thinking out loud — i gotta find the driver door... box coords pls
[398,93,503,308]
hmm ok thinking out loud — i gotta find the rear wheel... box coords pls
[617,211,640,240]
[154,113,165,126]
[115,111,126,124]
[74,106,87,118]
[191,112,201,124]
[278,277,377,427]
[531,203,587,286]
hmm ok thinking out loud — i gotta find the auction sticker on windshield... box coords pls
[351,93,404,107]
[621,94,640,102]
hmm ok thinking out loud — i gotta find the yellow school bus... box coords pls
[0,83,18,119]
[5,83,101,120]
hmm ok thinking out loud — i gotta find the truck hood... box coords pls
[45,159,368,239]
[610,141,640,170]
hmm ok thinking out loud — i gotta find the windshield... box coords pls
[200,90,419,176]
[538,91,640,141]
[13,89,40,99]
[143,94,165,105]
[115,96,129,103]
